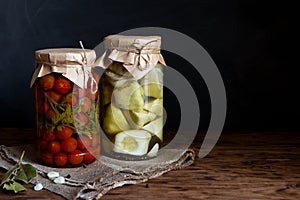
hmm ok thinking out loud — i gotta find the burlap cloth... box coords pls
[0,145,194,199]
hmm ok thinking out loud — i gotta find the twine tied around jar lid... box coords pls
[95,35,166,80]
[79,41,98,94]
[30,42,98,94]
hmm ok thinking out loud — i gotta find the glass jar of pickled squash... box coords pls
[30,48,100,167]
[97,35,165,159]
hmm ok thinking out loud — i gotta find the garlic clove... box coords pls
[33,183,43,191]
[53,176,65,184]
[47,171,60,180]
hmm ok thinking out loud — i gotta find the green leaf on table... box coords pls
[13,167,27,183]
[0,165,20,186]
[0,151,37,194]
[3,181,26,193]
[15,164,37,183]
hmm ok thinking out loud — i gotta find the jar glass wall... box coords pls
[101,62,164,160]
[32,48,100,167]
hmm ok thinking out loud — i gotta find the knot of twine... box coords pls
[79,41,98,94]
[106,39,160,71]
[132,39,159,71]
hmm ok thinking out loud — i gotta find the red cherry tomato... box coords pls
[54,77,71,94]
[47,141,61,153]
[53,152,68,167]
[55,126,74,140]
[83,150,96,165]
[41,151,53,165]
[77,135,91,150]
[46,108,56,121]
[39,74,55,91]
[61,137,77,152]
[42,130,56,141]
[37,139,48,150]
[76,112,89,126]
[38,101,49,116]
[68,150,84,166]
[64,93,77,106]
[46,90,62,103]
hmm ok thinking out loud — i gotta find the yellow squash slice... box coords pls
[102,80,114,106]
[113,130,152,156]
[123,110,156,129]
[103,104,130,135]
[140,65,163,98]
[142,117,163,141]
[144,98,163,116]
[113,80,144,111]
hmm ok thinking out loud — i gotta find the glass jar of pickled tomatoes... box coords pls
[30,48,100,167]
[97,35,165,160]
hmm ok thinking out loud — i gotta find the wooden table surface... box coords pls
[0,128,299,199]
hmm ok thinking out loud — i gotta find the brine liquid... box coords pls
[101,63,163,159]
[34,71,100,167]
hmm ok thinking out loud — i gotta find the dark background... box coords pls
[0,0,295,131]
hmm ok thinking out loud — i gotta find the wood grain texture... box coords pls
[0,128,299,200]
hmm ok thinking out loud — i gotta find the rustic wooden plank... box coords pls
[0,128,299,199]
